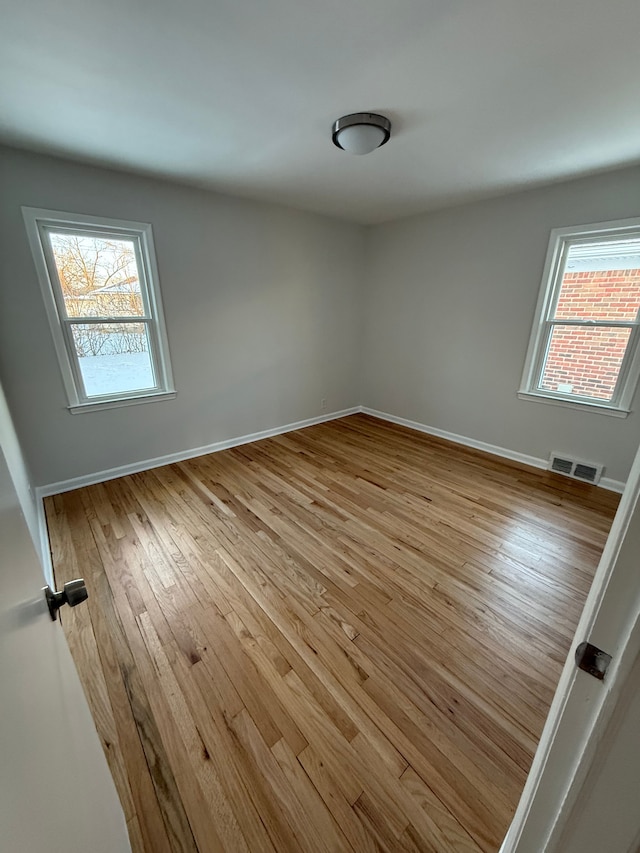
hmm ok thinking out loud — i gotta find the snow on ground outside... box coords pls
[78,352,155,397]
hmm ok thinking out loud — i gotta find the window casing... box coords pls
[23,208,175,413]
[519,218,640,418]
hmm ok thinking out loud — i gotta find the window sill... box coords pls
[68,390,177,415]
[517,390,630,418]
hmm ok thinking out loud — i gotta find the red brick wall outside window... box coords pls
[540,269,640,401]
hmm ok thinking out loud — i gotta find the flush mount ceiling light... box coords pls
[332,112,391,155]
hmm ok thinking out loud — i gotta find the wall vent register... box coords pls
[548,453,602,484]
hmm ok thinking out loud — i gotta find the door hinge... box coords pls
[575,641,612,680]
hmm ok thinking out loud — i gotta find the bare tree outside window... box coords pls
[46,232,154,396]
[23,208,174,410]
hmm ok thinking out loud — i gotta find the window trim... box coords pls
[519,217,640,418]
[22,208,175,413]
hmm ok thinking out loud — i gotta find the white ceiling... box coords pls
[2,0,640,224]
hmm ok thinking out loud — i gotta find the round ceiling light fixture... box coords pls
[332,112,391,155]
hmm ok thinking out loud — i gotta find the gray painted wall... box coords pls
[361,167,640,484]
[0,147,365,486]
[2,145,640,488]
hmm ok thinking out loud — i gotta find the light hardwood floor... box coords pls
[45,414,619,853]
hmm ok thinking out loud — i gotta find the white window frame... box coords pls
[518,217,640,418]
[22,208,175,414]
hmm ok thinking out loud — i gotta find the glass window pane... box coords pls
[48,232,145,318]
[554,240,640,322]
[539,325,632,402]
[71,323,156,397]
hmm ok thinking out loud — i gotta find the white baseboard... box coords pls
[594,476,625,493]
[361,407,626,494]
[35,407,360,577]
[35,400,626,527]
[35,407,360,500]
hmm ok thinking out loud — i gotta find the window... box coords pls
[519,218,640,417]
[23,208,175,413]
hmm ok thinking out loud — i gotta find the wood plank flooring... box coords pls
[45,413,619,853]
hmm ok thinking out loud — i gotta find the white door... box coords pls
[0,430,130,851]
[554,649,640,853]
[503,440,640,853]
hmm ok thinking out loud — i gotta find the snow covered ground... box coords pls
[78,352,155,397]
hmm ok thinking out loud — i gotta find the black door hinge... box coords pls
[575,641,612,680]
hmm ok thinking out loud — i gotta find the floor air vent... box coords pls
[549,453,602,485]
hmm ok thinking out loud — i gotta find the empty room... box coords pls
[2,2,640,852]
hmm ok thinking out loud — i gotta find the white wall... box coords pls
[0,146,365,486]
[361,166,640,483]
